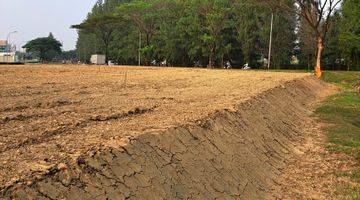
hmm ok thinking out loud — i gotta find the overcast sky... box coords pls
[0,0,97,51]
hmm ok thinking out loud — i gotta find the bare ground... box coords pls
[1,65,349,199]
[0,65,308,188]
[271,120,359,199]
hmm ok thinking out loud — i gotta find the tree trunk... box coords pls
[105,45,109,65]
[221,54,224,68]
[315,37,323,78]
[307,54,311,71]
[146,33,150,46]
[208,46,215,69]
[208,53,214,69]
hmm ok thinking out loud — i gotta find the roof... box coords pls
[0,40,7,46]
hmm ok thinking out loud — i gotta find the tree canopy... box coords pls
[23,33,62,62]
[73,0,359,71]
[339,0,360,69]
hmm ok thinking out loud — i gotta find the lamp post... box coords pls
[138,31,141,66]
[6,31,18,52]
[267,13,274,70]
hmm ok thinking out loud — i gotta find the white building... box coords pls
[0,40,19,63]
[0,52,19,63]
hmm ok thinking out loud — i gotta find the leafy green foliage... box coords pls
[74,0,298,68]
[72,14,120,63]
[56,50,78,62]
[22,33,62,62]
[73,0,358,70]
[339,0,360,70]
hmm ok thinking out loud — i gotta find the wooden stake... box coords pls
[124,71,128,86]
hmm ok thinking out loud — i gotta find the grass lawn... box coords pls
[316,71,360,197]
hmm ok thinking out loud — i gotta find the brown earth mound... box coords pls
[0,65,308,187]
[1,72,334,199]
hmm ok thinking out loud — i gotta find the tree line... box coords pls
[26,0,357,71]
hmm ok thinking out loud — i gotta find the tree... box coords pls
[57,50,78,62]
[298,17,317,70]
[72,14,119,63]
[153,0,188,66]
[74,0,126,63]
[195,0,233,68]
[234,1,266,68]
[339,0,360,70]
[175,0,235,68]
[75,0,354,71]
[262,0,343,77]
[322,12,342,70]
[116,0,167,65]
[22,33,62,62]
[270,2,297,69]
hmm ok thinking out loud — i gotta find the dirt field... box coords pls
[0,65,310,191]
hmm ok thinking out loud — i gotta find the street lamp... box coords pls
[138,31,141,66]
[267,13,274,70]
[6,31,18,52]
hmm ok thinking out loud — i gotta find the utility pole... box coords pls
[267,13,274,70]
[138,31,141,66]
[6,31,18,52]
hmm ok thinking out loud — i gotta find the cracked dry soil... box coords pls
[0,65,335,199]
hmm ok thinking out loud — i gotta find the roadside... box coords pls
[273,71,360,199]
[317,71,360,198]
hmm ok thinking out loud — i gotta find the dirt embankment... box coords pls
[0,65,308,186]
[0,76,334,199]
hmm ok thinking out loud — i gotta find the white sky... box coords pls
[0,0,97,51]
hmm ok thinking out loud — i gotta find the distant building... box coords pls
[0,52,19,63]
[0,40,9,53]
[0,40,19,63]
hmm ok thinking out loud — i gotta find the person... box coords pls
[160,59,167,67]
[226,60,232,69]
[151,60,157,66]
[194,60,202,67]
[242,63,251,70]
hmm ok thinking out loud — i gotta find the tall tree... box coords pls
[196,0,233,68]
[322,12,342,70]
[116,0,167,65]
[74,0,355,71]
[270,2,297,69]
[234,1,266,68]
[23,33,62,62]
[262,0,343,77]
[298,17,317,70]
[339,0,360,70]
[72,14,118,63]
[75,0,126,63]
